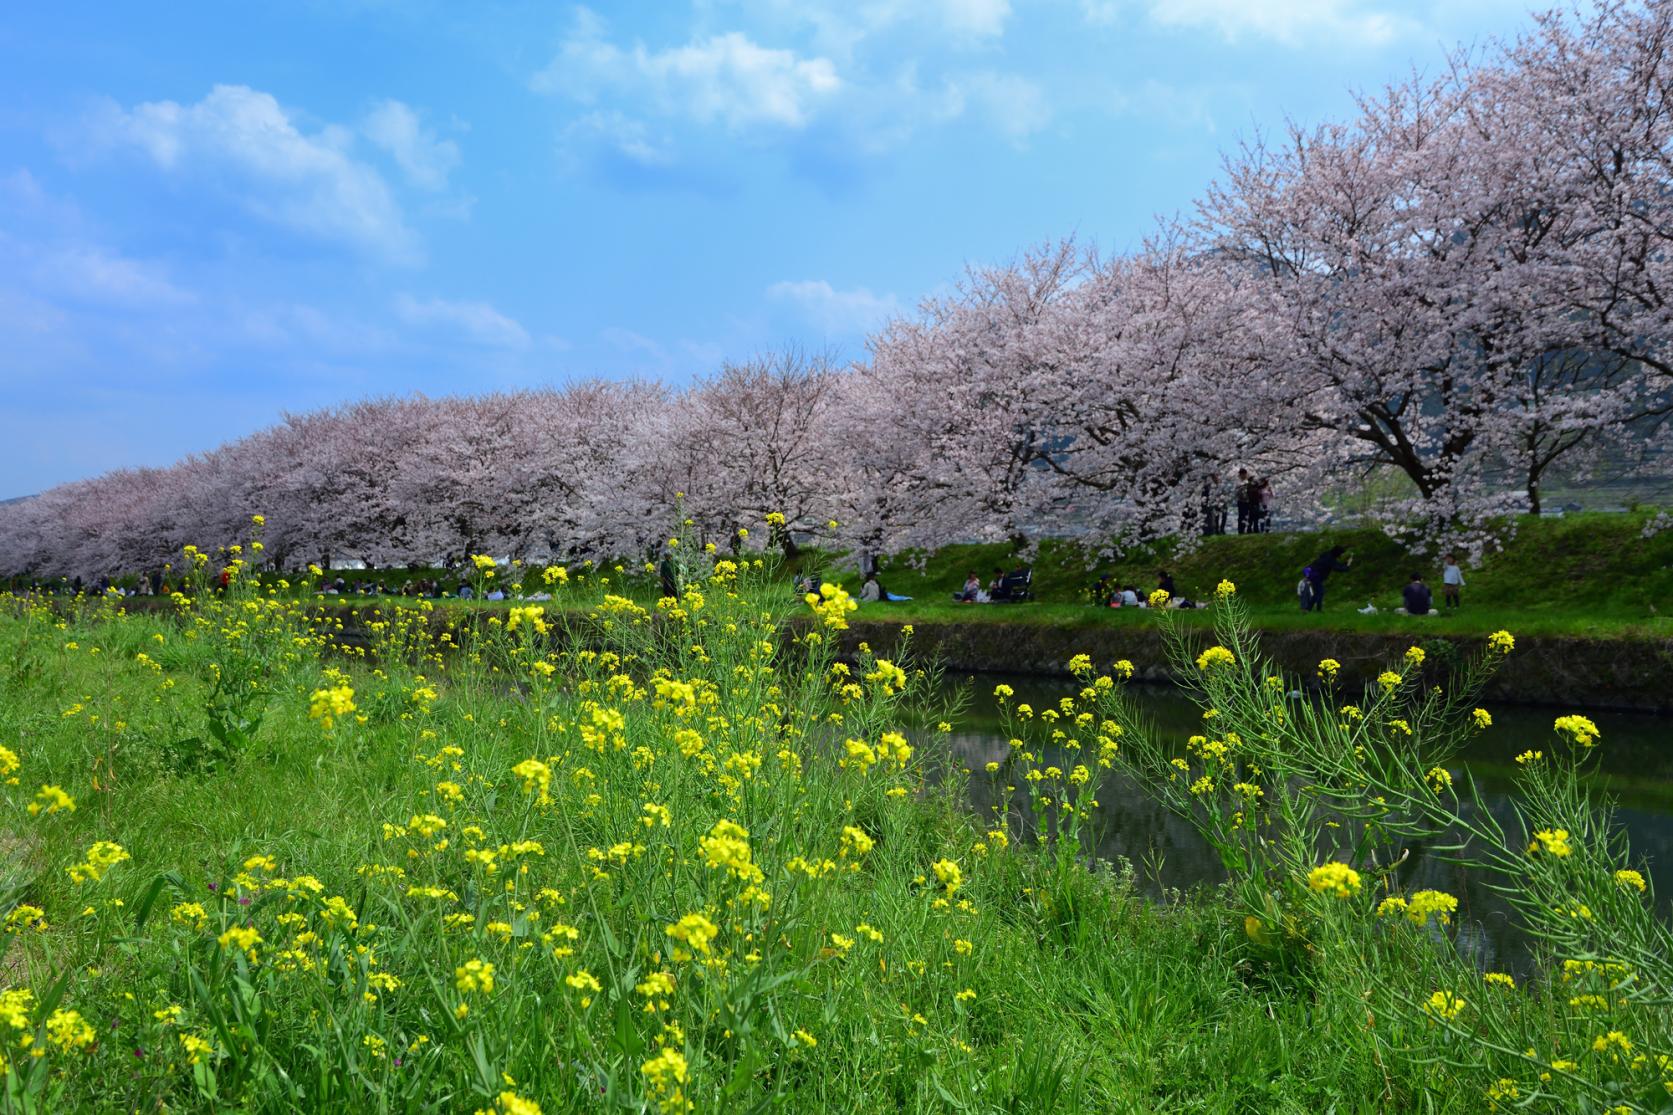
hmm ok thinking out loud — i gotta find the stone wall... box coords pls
[834,619,1673,713]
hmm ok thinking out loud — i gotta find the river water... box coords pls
[935,673,1673,971]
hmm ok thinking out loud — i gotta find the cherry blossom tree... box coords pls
[669,351,845,554]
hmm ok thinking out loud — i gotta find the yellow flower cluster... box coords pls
[699,819,763,883]
[27,784,75,817]
[642,1046,692,1114]
[1195,646,1236,671]
[1553,714,1601,749]
[1306,862,1362,899]
[1423,990,1465,1022]
[805,582,857,630]
[308,683,356,729]
[931,858,963,894]
[666,912,719,960]
[1614,868,1647,892]
[66,840,129,885]
[478,1091,543,1115]
[1377,890,1458,928]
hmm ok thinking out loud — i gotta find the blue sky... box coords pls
[0,0,1541,498]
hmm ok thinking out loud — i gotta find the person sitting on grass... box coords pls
[862,571,912,604]
[954,570,984,604]
[1402,572,1433,616]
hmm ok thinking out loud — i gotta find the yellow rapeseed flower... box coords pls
[1423,990,1465,1022]
[27,784,75,817]
[1553,714,1601,749]
[1195,646,1235,671]
[666,912,719,957]
[931,858,963,894]
[478,1092,543,1115]
[308,684,356,730]
[1306,862,1361,899]
[45,1009,95,1051]
[456,959,495,994]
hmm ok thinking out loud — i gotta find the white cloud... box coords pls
[944,72,1049,142]
[1079,0,1122,25]
[392,293,531,349]
[534,11,841,132]
[83,84,419,262]
[362,99,460,191]
[1083,0,1409,45]
[717,0,1011,54]
[31,245,195,309]
[0,170,194,309]
[238,302,398,356]
[563,110,678,167]
[768,279,900,333]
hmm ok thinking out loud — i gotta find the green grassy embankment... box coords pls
[801,513,1672,642]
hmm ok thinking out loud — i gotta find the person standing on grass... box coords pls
[1441,553,1465,608]
[1235,468,1255,534]
[1304,545,1352,612]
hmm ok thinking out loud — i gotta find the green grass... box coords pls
[794,513,1673,640]
[0,571,1551,1112]
[218,512,1671,643]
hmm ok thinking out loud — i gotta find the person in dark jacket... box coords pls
[1235,468,1256,534]
[1156,569,1175,600]
[1304,545,1351,612]
[1402,572,1433,616]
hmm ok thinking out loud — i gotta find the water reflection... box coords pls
[935,674,1673,971]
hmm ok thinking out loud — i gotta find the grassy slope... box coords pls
[275,513,1671,641]
[0,591,1461,1111]
[796,513,1673,640]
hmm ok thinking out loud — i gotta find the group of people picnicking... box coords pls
[952,567,1032,605]
[1088,569,1204,610]
[1297,546,1469,615]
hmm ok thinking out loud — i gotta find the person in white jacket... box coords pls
[1441,553,1466,609]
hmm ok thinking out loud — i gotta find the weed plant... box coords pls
[0,523,1666,1111]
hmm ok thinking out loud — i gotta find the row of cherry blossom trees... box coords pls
[3,1,1670,579]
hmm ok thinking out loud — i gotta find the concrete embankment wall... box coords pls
[834,619,1673,714]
